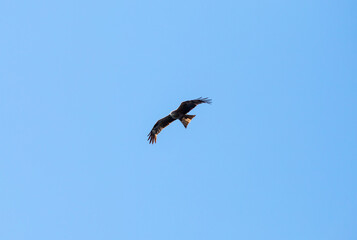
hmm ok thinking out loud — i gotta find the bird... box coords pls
[147,97,212,144]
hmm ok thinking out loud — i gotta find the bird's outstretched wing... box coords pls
[175,97,212,115]
[147,115,176,144]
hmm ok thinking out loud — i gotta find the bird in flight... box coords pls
[147,97,212,144]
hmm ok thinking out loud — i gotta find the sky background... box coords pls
[1,0,356,239]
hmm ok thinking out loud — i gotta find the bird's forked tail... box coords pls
[180,115,196,128]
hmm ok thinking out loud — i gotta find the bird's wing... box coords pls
[147,115,176,144]
[175,97,212,115]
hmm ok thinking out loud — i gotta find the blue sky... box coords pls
[1,0,356,239]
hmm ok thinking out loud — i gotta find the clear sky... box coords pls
[1,0,356,239]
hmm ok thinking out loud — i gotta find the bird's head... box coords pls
[169,111,178,119]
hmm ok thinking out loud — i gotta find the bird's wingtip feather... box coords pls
[198,97,212,104]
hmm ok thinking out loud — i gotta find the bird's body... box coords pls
[147,97,211,144]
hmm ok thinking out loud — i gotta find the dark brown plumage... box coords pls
[147,97,212,144]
